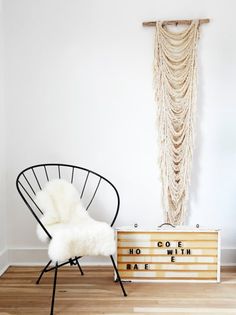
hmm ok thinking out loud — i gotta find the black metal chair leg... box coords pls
[110,255,127,297]
[36,260,52,285]
[50,262,58,315]
[75,257,84,275]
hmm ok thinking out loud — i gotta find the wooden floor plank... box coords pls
[0,266,236,314]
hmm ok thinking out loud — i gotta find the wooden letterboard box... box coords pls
[116,227,220,282]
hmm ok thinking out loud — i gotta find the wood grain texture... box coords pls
[118,232,218,240]
[117,241,218,248]
[0,266,236,314]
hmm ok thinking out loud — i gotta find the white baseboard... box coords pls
[221,248,236,266]
[0,248,235,272]
[8,248,112,266]
[8,248,49,265]
[0,248,9,276]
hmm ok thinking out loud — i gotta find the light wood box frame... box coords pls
[115,227,221,283]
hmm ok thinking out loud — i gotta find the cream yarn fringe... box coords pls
[154,20,200,225]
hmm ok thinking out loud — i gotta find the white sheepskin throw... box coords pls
[35,179,116,262]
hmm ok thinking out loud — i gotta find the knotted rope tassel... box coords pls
[154,20,200,225]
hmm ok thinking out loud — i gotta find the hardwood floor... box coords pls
[0,266,236,314]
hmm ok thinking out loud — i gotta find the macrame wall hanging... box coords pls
[143,19,210,225]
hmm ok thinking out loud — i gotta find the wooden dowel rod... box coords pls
[143,19,210,27]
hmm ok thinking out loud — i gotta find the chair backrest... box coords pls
[16,163,120,240]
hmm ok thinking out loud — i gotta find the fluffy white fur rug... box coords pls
[35,179,116,262]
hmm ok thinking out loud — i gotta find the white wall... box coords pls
[0,0,8,274]
[3,0,236,265]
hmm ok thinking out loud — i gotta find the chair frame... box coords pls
[16,163,127,315]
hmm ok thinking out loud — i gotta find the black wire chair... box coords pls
[16,163,127,315]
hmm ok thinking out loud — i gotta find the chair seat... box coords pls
[34,179,116,262]
[40,220,116,262]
